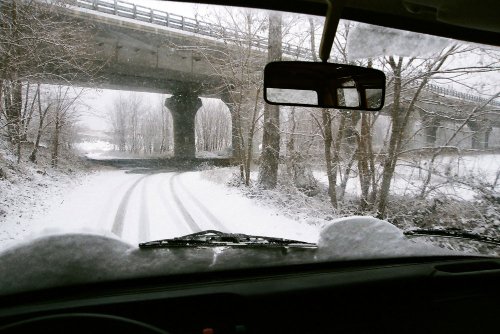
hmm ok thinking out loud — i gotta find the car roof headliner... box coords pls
[169,0,500,46]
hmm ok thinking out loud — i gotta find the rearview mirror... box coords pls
[264,61,386,110]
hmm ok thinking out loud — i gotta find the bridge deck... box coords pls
[71,0,499,108]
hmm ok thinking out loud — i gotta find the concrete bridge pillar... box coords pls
[467,119,491,150]
[484,126,493,149]
[421,114,441,147]
[424,121,441,147]
[165,92,202,159]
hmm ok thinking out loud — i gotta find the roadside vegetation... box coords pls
[0,0,104,233]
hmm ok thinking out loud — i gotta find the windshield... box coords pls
[0,0,499,295]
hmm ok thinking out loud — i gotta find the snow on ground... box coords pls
[201,167,336,227]
[73,139,125,160]
[23,171,148,242]
[3,162,450,254]
[83,150,176,160]
[313,153,500,200]
[196,150,232,159]
[0,162,493,295]
[0,168,101,251]
[199,165,500,257]
[74,140,114,157]
[3,156,498,254]
[179,171,321,243]
[0,143,98,249]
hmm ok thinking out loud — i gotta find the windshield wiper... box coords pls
[404,228,500,246]
[139,230,317,249]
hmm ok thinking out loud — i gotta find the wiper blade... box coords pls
[139,230,317,249]
[404,228,500,246]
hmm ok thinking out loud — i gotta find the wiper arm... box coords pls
[139,230,317,249]
[404,228,500,247]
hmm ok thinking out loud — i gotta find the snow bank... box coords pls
[75,140,114,153]
[0,166,89,249]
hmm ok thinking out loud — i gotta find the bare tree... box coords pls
[187,7,268,185]
[47,86,85,167]
[300,20,500,220]
[29,84,50,163]
[107,94,142,154]
[107,93,174,156]
[0,0,102,163]
[195,99,231,153]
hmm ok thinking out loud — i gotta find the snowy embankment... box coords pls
[0,169,82,246]
[0,143,99,248]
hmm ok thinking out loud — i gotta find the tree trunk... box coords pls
[322,109,337,208]
[258,12,282,189]
[377,57,403,217]
[21,81,35,142]
[0,80,4,123]
[29,116,45,163]
[13,81,23,163]
[286,107,296,158]
[5,80,22,144]
[244,89,260,186]
[309,18,318,62]
[358,112,371,210]
[484,126,492,149]
[333,113,346,201]
[51,108,61,167]
[338,150,356,202]
[29,86,45,163]
[229,96,246,181]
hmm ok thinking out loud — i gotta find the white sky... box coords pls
[80,89,166,132]
[129,0,198,16]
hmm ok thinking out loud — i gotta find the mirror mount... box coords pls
[319,0,347,62]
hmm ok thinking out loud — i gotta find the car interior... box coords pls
[0,0,499,333]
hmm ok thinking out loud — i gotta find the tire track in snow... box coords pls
[156,174,191,236]
[169,173,203,233]
[97,173,143,229]
[174,173,229,232]
[111,174,150,237]
[138,176,151,243]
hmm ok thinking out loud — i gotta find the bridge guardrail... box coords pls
[426,83,499,107]
[408,81,500,107]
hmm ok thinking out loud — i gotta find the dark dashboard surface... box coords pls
[1,256,499,334]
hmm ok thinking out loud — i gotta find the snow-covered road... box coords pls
[28,169,320,246]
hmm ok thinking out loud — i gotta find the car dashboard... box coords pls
[0,256,499,334]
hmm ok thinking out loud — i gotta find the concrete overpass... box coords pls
[25,0,500,156]
[381,83,500,149]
